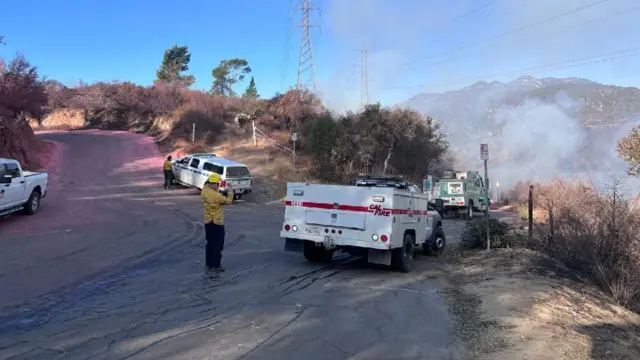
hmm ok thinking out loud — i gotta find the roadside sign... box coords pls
[480,144,489,160]
[291,133,297,141]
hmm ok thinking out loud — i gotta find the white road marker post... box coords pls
[291,132,297,169]
[481,143,490,250]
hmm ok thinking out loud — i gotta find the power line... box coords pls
[294,0,320,92]
[413,1,499,58]
[491,4,640,53]
[365,4,640,90]
[280,2,296,90]
[371,47,640,91]
[354,47,370,107]
[446,1,497,23]
[425,0,498,36]
[401,0,612,69]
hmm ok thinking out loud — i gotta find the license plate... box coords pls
[324,236,334,247]
[307,226,321,235]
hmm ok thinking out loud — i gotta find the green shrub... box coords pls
[460,218,512,249]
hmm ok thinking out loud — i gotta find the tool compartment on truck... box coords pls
[282,183,396,252]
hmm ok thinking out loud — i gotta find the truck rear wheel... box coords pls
[303,241,334,263]
[423,228,446,257]
[23,190,41,215]
[391,233,415,273]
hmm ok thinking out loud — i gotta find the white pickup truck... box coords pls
[281,176,446,273]
[0,158,48,217]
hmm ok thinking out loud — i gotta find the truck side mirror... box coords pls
[434,198,444,212]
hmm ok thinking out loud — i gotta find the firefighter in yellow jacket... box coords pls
[163,156,173,190]
[201,173,234,272]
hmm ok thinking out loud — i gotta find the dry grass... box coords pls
[211,138,312,203]
[436,248,640,360]
[38,109,87,129]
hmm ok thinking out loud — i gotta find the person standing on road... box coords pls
[163,156,173,190]
[201,173,234,272]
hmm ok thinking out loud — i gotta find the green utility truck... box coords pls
[426,170,489,220]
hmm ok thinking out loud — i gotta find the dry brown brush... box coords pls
[0,54,48,168]
[530,179,640,308]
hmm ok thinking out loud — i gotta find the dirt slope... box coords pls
[0,117,48,169]
[436,248,640,360]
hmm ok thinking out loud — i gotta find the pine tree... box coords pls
[211,59,251,96]
[243,76,259,98]
[156,45,195,87]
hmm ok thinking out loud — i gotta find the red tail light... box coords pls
[381,235,388,242]
[284,224,291,231]
[220,180,227,187]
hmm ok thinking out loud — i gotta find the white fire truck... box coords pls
[280,176,446,273]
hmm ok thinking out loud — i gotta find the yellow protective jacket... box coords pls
[163,160,173,171]
[201,187,234,225]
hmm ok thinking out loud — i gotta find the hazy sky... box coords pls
[1,0,638,110]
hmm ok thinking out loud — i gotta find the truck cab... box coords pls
[0,158,49,217]
[172,154,252,200]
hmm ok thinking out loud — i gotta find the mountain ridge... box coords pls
[404,75,640,186]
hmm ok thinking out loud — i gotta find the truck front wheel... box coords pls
[423,228,446,257]
[391,233,415,273]
[23,190,41,215]
[303,241,334,263]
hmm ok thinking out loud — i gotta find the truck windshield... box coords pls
[441,181,464,195]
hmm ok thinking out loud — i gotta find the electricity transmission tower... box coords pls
[293,0,319,92]
[355,47,370,107]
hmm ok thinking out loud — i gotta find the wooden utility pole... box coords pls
[528,185,534,243]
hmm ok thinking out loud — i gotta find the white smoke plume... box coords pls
[316,0,640,193]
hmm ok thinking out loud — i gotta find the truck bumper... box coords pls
[284,238,304,252]
[281,232,391,251]
[284,237,393,266]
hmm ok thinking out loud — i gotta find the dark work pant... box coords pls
[163,170,173,189]
[205,222,225,268]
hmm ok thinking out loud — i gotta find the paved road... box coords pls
[0,131,510,360]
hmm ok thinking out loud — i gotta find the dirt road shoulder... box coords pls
[434,248,640,360]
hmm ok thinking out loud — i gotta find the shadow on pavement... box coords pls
[0,241,464,360]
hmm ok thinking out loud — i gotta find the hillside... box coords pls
[406,76,640,188]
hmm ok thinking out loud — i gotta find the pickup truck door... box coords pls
[187,158,202,187]
[0,163,25,208]
[0,171,10,209]
[173,157,190,183]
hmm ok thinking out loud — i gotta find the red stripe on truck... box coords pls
[285,200,368,212]
[285,201,433,217]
